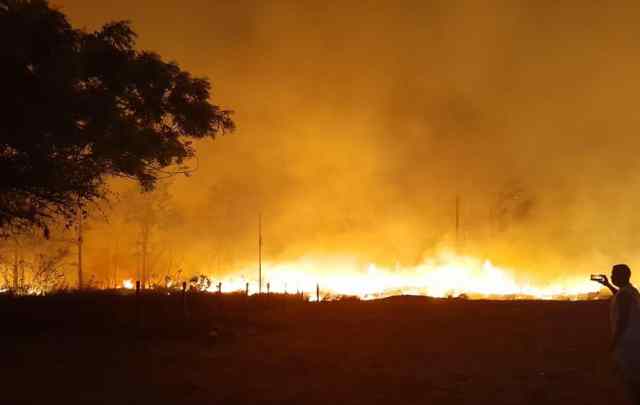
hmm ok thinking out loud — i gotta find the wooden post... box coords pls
[267,282,270,296]
[316,283,320,302]
[245,282,249,296]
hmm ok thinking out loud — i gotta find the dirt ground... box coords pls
[0,293,627,404]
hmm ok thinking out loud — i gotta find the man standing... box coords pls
[595,264,640,404]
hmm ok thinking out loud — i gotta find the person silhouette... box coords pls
[594,264,640,404]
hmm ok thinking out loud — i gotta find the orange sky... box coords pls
[50,1,640,285]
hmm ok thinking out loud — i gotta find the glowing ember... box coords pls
[122,279,134,290]
[207,252,603,300]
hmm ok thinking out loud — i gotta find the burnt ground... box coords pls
[0,293,627,404]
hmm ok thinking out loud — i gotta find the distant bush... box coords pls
[330,294,361,302]
[189,275,212,292]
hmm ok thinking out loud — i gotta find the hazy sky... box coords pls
[54,1,640,283]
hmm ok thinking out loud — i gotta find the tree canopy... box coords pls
[0,0,234,235]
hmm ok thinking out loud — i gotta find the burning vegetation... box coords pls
[0,247,603,300]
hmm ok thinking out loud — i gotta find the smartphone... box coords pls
[590,274,606,282]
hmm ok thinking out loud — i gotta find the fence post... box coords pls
[316,283,320,302]
[245,282,249,296]
[182,281,188,320]
[267,282,270,296]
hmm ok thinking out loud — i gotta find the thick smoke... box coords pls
[55,0,640,285]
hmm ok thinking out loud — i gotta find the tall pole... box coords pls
[141,231,147,289]
[258,213,262,294]
[455,195,460,251]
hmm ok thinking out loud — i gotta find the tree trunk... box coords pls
[77,212,83,290]
[12,248,19,291]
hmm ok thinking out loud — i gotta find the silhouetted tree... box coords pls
[123,183,179,288]
[0,0,234,235]
[491,182,535,232]
[32,247,69,293]
[0,228,71,294]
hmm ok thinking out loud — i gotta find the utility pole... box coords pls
[258,213,262,294]
[141,231,147,289]
[455,195,460,251]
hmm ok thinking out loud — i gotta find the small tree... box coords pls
[0,229,71,294]
[123,183,179,288]
[31,247,69,294]
[491,182,535,233]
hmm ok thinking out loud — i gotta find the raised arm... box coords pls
[594,275,618,295]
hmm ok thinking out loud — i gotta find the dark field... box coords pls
[0,293,625,404]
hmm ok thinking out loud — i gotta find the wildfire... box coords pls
[122,279,134,290]
[207,252,603,300]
